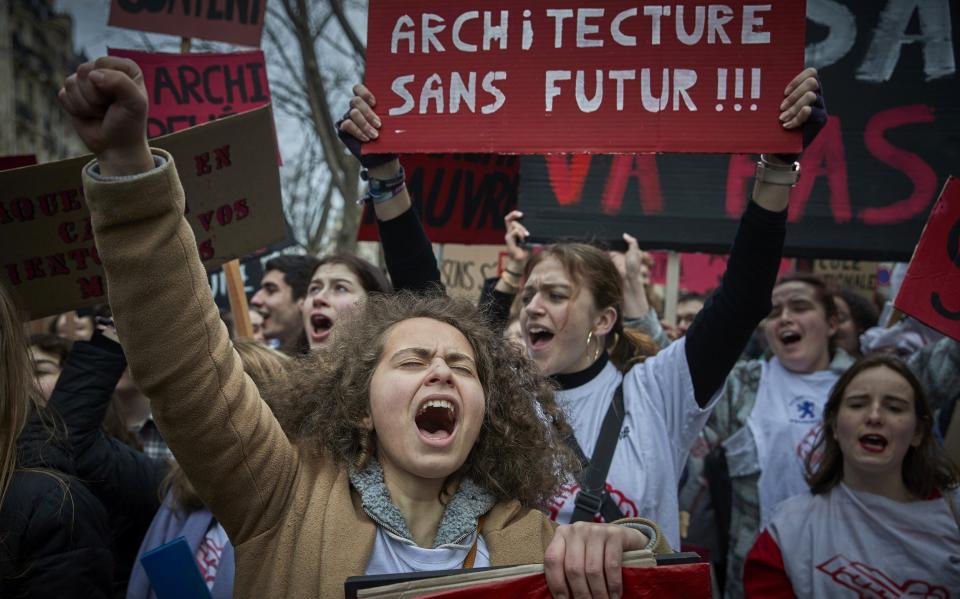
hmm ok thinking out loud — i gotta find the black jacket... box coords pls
[47,331,169,595]
[1,410,114,598]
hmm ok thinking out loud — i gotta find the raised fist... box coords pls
[58,56,153,177]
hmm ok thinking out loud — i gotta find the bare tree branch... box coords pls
[330,0,366,59]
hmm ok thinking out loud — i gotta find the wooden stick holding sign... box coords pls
[179,35,253,339]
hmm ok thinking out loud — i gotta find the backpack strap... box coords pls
[566,382,626,523]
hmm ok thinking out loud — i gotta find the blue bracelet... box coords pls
[359,166,406,205]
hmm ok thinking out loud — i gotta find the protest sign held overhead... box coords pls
[363,1,805,155]
[894,177,960,342]
[0,105,286,319]
[108,49,273,138]
[519,0,960,261]
[357,153,518,244]
[108,0,266,47]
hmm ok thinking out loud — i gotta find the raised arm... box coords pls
[685,68,826,407]
[47,328,166,523]
[338,85,443,294]
[59,57,299,544]
[477,210,529,331]
[610,233,671,350]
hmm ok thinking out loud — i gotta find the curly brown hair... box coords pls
[268,291,580,509]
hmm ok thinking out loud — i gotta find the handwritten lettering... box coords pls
[116,0,262,25]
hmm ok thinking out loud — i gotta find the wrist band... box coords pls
[755,157,800,186]
[358,166,406,205]
[499,275,519,289]
[759,154,796,170]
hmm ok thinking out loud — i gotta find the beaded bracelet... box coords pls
[358,166,406,205]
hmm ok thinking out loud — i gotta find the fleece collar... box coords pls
[349,458,496,548]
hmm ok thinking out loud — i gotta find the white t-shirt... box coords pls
[364,526,491,576]
[749,357,841,527]
[196,520,229,590]
[549,339,715,549]
[767,485,960,597]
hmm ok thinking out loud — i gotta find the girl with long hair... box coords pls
[0,282,114,596]
[61,56,670,598]
[300,254,392,349]
[744,354,960,596]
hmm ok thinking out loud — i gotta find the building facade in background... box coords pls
[0,0,86,162]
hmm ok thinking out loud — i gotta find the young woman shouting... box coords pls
[59,56,668,599]
[744,354,960,597]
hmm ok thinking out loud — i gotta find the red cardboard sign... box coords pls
[357,154,519,244]
[0,155,37,171]
[363,0,804,154]
[108,49,272,138]
[108,0,266,47]
[647,251,794,294]
[894,176,960,341]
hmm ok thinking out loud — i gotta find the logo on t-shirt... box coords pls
[817,554,949,598]
[549,482,639,522]
[788,395,821,424]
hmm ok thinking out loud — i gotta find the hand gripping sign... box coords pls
[362,0,805,154]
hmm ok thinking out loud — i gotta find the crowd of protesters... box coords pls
[1,54,958,599]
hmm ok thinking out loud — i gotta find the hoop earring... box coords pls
[586,330,601,364]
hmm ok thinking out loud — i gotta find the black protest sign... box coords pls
[519,0,959,261]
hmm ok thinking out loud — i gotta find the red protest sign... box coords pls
[0,155,37,171]
[108,0,265,47]
[894,176,960,341]
[357,154,518,244]
[363,1,804,155]
[647,251,794,294]
[108,49,272,138]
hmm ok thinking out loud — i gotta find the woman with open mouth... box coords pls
[683,271,856,597]
[300,254,392,350]
[744,354,960,596]
[337,66,827,557]
[62,56,673,598]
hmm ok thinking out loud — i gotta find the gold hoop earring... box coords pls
[586,330,601,363]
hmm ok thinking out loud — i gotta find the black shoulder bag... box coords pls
[565,382,626,523]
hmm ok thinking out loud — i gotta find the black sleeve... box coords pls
[684,200,787,406]
[377,205,445,295]
[2,472,114,598]
[49,332,168,510]
[47,331,169,588]
[478,277,515,333]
